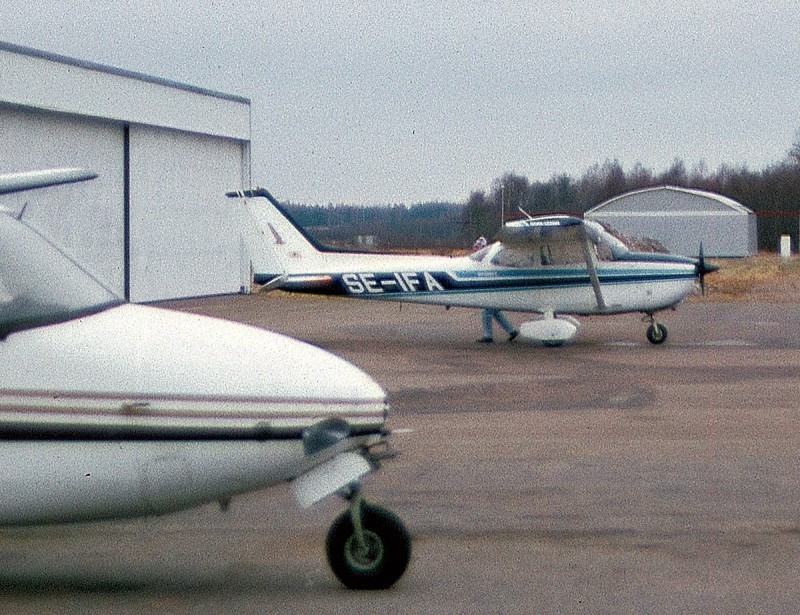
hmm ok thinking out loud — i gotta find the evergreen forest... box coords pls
[285,134,800,252]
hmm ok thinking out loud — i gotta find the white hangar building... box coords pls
[584,185,757,258]
[0,41,252,302]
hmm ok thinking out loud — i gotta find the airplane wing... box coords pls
[0,169,121,338]
[499,215,607,311]
[0,168,98,196]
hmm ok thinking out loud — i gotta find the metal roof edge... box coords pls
[0,40,250,106]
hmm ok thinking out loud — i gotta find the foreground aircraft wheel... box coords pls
[326,502,411,590]
[646,322,668,344]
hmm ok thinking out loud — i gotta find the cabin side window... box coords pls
[491,247,539,268]
[491,242,586,268]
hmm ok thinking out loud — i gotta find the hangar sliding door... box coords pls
[128,125,248,302]
[0,106,126,296]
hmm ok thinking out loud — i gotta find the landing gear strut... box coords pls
[643,313,668,345]
[326,483,411,590]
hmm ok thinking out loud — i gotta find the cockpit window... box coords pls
[491,241,586,268]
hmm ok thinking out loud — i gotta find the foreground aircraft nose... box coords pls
[0,304,387,436]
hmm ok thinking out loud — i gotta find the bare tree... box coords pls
[462,190,497,242]
[789,127,800,164]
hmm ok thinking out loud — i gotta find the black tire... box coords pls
[326,502,411,590]
[646,322,668,344]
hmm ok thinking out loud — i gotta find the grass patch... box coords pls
[704,255,800,301]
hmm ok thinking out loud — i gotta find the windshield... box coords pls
[469,245,493,262]
[583,220,630,259]
[0,213,120,337]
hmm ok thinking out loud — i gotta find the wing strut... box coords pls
[580,224,607,311]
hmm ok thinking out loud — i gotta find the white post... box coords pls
[500,183,505,230]
[780,235,791,259]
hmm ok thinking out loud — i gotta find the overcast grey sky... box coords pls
[3,1,799,204]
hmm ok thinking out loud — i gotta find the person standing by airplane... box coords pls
[472,236,488,251]
[472,236,518,343]
[478,309,519,343]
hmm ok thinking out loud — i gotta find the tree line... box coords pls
[286,133,800,252]
[283,201,465,251]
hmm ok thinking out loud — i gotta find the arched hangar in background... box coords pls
[584,186,757,258]
[0,41,252,302]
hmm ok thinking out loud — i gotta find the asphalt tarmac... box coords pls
[2,293,800,614]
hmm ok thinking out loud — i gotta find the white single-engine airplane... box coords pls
[0,169,410,590]
[229,188,718,346]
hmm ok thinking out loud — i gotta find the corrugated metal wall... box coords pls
[1,42,252,301]
[585,188,756,257]
[128,126,249,301]
[587,212,755,257]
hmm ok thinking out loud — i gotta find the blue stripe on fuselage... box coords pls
[283,267,697,298]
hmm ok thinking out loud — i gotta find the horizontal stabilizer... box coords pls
[254,273,288,293]
[225,187,284,209]
[0,169,97,196]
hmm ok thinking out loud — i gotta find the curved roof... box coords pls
[585,185,753,216]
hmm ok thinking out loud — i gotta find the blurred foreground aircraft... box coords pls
[230,188,718,346]
[0,169,410,590]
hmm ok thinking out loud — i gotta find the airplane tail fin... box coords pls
[226,188,327,287]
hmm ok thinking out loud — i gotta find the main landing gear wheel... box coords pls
[646,322,668,344]
[326,498,411,590]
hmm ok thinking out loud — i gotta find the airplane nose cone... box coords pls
[697,260,719,275]
[694,244,719,276]
[147,305,388,403]
[2,304,387,406]
[694,247,718,295]
[0,304,389,438]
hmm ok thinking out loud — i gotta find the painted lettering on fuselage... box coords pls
[341,272,445,295]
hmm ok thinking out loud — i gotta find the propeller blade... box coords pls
[696,243,719,295]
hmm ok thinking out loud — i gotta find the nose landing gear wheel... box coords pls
[646,322,668,344]
[326,501,411,590]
